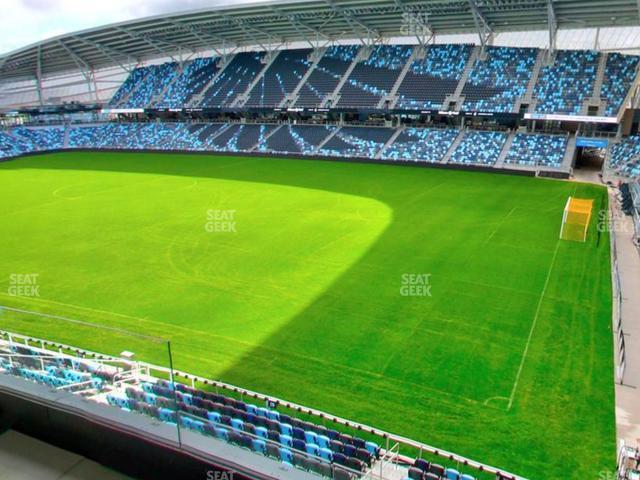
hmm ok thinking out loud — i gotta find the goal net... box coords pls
[560,197,593,242]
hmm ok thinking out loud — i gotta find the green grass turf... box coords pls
[0,152,614,479]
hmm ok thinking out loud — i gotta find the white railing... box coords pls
[609,202,627,384]
[0,325,529,480]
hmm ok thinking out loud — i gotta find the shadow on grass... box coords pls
[0,151,604,479]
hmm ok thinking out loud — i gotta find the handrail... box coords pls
[0,327,528,480]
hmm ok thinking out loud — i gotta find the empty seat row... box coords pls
[462,46,537,113]
[382,128,458,163]
[396,44,472,110]
[504,133,567,167]
[319,126,394,158]
[337,45,413,108]
[450,130,507,165]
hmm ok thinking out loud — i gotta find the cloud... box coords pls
[1,0,267,55]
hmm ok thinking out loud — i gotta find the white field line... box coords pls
[507,239,561,411]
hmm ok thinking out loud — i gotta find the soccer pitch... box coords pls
[0,152,614,479]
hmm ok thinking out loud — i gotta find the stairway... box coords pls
[312,127,341,154]
[110,67,145,108]
[232,50,281,108]
[515,49,545,114]
[282,48,326,108]
[249,124,283,152]
[443,46,480,110]
[378,46,420,109]
[375,127,404,159]
[322,46,371,108]
[581,52,608,115]
[63,124,70,148]
[494,131,516,168]
[561,134,578,171]
[441,129,466,164]
[189,54,237,107]
[150,63,184,107]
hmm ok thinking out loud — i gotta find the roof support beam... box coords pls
[325,0,382,44]
[35,46,44,106]
[547,0,558,61]
[115,27,197,61]
[467,0,494,53]
[162,19,237,57]
[58,40,97,101]
[71,36,138,73]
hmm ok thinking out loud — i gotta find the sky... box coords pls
[0,0,267,55]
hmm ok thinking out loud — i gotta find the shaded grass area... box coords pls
[0,152,614,479]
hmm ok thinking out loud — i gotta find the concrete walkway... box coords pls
[611,194,640,449]
[0,430,130,480]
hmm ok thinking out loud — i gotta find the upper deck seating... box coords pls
[157,57,220,108]
[534,50,599,115]
[462,47,537,112]
[246,49,313,107]
[337,46,413,108]
[601,52,640,117]
[396,44,472,110]
[199,52,267,107]
[295,46,359,107]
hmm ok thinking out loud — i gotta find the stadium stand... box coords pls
[337,45,413,108]
[119,63,181,109]
[601,52,640,117]
[462,47,538,112]
[10,126,65,151]
[396,44,472,110]
[246,49,312,107]
[609,135,640,177]
[258,124,337,154]
[157,58,221,108]
[199,52,266,107]
[534,50,600,115]
[382,127,458,163]
[0,337,492,480]
[0,130,31,159]
[449,130,508,165]
[504,133,568,167]
[295,46,360,107]
[108,67,150,107]
[318,126,394,158]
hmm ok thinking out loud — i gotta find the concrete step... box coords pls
[322,46,371,108]
[375,127,404,159]
[515,48,546,114]
[312,126,341,154]
[190,54,237,107]
[232,51,281,108]
[249,124,283,152]
[379,46,420,109]
[284,48,326,108]
[441,129,466,164]
[494,131,516,168]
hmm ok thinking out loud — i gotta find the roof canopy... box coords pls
[1,0,639,81]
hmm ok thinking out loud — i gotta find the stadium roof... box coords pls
[1,0,639,81]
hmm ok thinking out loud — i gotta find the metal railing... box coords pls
[0,327,528,480]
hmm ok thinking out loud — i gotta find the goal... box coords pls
[560,197,594,242]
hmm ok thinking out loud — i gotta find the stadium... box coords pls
[1,0,640,479]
